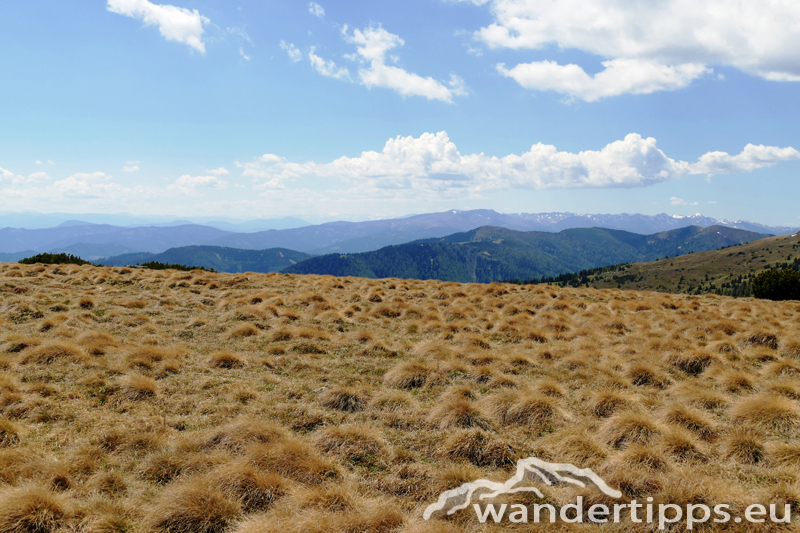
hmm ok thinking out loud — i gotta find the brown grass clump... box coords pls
[482,390,559,428]
[383,361,432,389]
[663,404,716,439]
[79,296,95,309]
[315,424,390,468]
[659,427,707,463]
[76,331,118,355]
[670,350,715,375]
[0,485,72,533]
[730,395,800,433]
[19,342,87,365]
[227,323,259,338]
[248,439,341,485]
[722,428,766,464]
[602,411,662,448]
[427,396,492,430]
[147,475,240,533]
[202,417,288,453]
[319,387,366,413]
[744,332,780,350]
[591,389,632,418]
[208,350,246,369]
[120,373,157,400]
[0,419,20,447]
[441,429,515,468]
[214,462,287,512]
[782,338,800,359]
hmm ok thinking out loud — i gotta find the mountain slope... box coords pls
[101,246,312,273]
[283,225,768,283]
[583,232,800,296]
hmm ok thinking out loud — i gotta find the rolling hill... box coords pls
[101,245,312,273]
[283,225,768,283]
[580,231,800,296]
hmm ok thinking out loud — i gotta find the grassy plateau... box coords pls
[0,261,799,532]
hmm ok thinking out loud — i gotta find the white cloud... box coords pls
[498,59,711,102]
[0,168,52,186]
[308,2,325,18]
[122,165,140,172]
[309,47,351,80]
[468,0,800,99]
[239,48,251,62]
[239,132,799,193]
[107,0,210,53]
[168,174,227,195]
[338,25,463,102]
[670,197,699,206]
[52,172,123,199]
[207,167,230,176]
[280,41,303,63]
[690,144,800,175]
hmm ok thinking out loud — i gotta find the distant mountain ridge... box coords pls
[100,246,311,273]
[283,225,769,283]
[1,209,795,257]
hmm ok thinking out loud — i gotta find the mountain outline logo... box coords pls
[423,457,622,520]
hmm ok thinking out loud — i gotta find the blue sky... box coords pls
[0,0,798,225]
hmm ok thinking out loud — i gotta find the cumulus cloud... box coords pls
[107,0,210,53]
[498,59,710,102]
[168,174,227,195]
[238,132,799,193]
[0,168,53,185]
[467,0,800,99]
[341,25,464,102]
[308,2,325,18]
[280,41,302,63]
[305,25,465,102]
[207,167,230,176]
[52,172,124,199]
[122,164,140,172]
[309,47,351,80]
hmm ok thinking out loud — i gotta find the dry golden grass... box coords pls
[1,261,800,531]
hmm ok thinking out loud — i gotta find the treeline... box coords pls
[18,253,213,273]
[19,253,93,266]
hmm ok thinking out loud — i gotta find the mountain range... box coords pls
[1,209,795,258]
[285,224,768,283]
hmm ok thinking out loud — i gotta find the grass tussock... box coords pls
[730,395,800,433]
[319,387,366,413]
[19,342,87,365]
[208,350,246,369]
[147,476,241,533]
[0,485,73,533]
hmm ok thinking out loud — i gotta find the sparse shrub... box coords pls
[752,268,800,301]
[20,252,91,266]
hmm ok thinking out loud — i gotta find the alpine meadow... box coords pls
[2,0,800,531]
